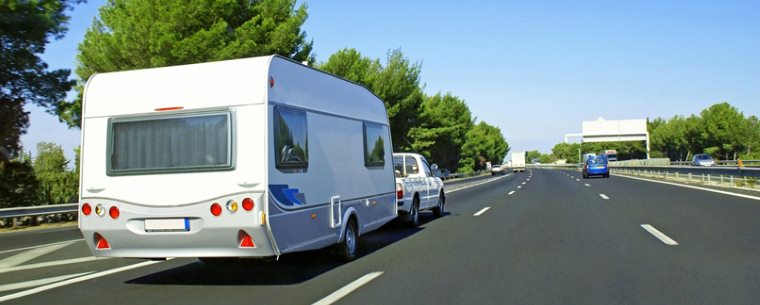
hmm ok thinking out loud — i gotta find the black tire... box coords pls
[336,218,358,262]
[432,192,445,217]
[405,197,420,228]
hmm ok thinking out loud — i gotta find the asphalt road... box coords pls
[2,169,759,304]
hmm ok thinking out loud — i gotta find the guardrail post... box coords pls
[708,174,711,184]
[720,175,724,185]
[675,172,679,180]
[730,175,734,185]
[12,217,18,229]
[688,173,692,182]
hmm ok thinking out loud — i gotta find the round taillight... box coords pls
[82,203,92,216]
[109,206,120,219]
[242,198,254,211]
[226,200,239,213]
[210,203,222,216]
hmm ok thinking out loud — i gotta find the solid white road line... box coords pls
[584,183,590,187]
[0,243,71,270]
[614,174,760,201]
[0,260,163,303]
[599,194,610,200]
[0,257,111,274]
[0,272,92,293]
[641,224,679,246]
[447,174,511,194]
[0,239,82,255]
[508,191,515,195]
[473,207,491,216]
[312,272,383,305]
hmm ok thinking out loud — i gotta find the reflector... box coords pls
[210,203,222,216]
[239,231,255,248]
[95,233,111,250]
[242,198,254,211]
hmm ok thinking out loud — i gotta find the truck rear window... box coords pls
[108,112,232,175]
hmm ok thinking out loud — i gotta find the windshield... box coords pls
[109,112,231,174]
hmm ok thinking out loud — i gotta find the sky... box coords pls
[22,0,760,163]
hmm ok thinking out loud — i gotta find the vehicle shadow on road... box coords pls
[123,218,441,286]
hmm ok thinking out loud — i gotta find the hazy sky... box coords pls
[22,0,760,162]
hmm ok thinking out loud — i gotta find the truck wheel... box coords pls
[406,197,420,228]
[432,192,445,217]
[336,218,358,262]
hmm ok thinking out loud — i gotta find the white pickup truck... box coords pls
[393,153,445,227]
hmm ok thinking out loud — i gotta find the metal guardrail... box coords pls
[0,203,78,228]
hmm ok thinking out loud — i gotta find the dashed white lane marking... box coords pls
[508,191,515,195]
[0,257,111,274]
[576,179,580,181]
[584,183,590,187]
[0,243,71,269]
[473,207,491,216]
[521,182,526,185]
[527,178,530,181]
[0,239,82,255]
[570,176,575,179]
[312,272,384,305]
[517,186,522,189]
[448,174,511,193]
[0,260,164,303]
[641,224,679,246]
[599,194,610,200]
[0,272,92,293]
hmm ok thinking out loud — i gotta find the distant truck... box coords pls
[393,153,445,227]
[599,150,618,161]
[511,151,526,172]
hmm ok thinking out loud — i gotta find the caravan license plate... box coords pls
[145,218,190,232]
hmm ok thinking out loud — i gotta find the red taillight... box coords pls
[396,183,403,200]
[95,233,110,250]
[82,203,92,216]
[154,106,184,111]
[242,198,254,211]
[239,231,255,248]
[109,206,120,219]
[210,203,222,216]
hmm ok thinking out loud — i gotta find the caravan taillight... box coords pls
[109,206,120,219]
[242,198,254,211]
[269,76,275,88]
[154,106,184,111]
[396,183,403,200]
[210,203,222,216]
[82,203,92,216]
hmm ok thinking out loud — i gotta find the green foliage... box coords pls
[320,48,424,151]
[460,122,509,171]
[649,102,759,161]
[33,142,78,205]
[526,150,541,163]
[551,142,581,163]
[0,152,38,208]
[408,93,474,171]
[63,0,314,127]
[0,0,79,161]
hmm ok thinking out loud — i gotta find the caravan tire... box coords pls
[432,193,445,217]
[337,218,358,262]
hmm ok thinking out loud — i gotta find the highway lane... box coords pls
[3,169,760,304]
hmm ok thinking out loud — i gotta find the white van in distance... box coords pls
[78,55,397,262]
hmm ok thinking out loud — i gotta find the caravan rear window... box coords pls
[274,107,308,169]
[108,112,232,175]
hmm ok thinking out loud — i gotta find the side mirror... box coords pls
[431,164,439,171]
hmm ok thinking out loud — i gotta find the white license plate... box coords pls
[144,218,189,232]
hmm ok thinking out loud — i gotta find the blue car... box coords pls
[583,155,609,178]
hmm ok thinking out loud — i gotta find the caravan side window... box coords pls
[274,108,308,169]
[363,122,386,167]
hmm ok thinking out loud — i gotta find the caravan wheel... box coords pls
[337,218,358,262]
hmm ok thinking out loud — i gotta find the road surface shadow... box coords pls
[124,214,451,286]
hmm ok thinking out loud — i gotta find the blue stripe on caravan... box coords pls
[184,218,190,231]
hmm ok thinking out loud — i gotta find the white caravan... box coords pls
[78,55,397,261]
[511,151,526,172]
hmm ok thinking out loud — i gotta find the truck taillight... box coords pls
[396,183,403,200]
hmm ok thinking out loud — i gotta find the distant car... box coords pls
[491,164,506,175]
[583,155,609,178]
[692,154,715,167]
